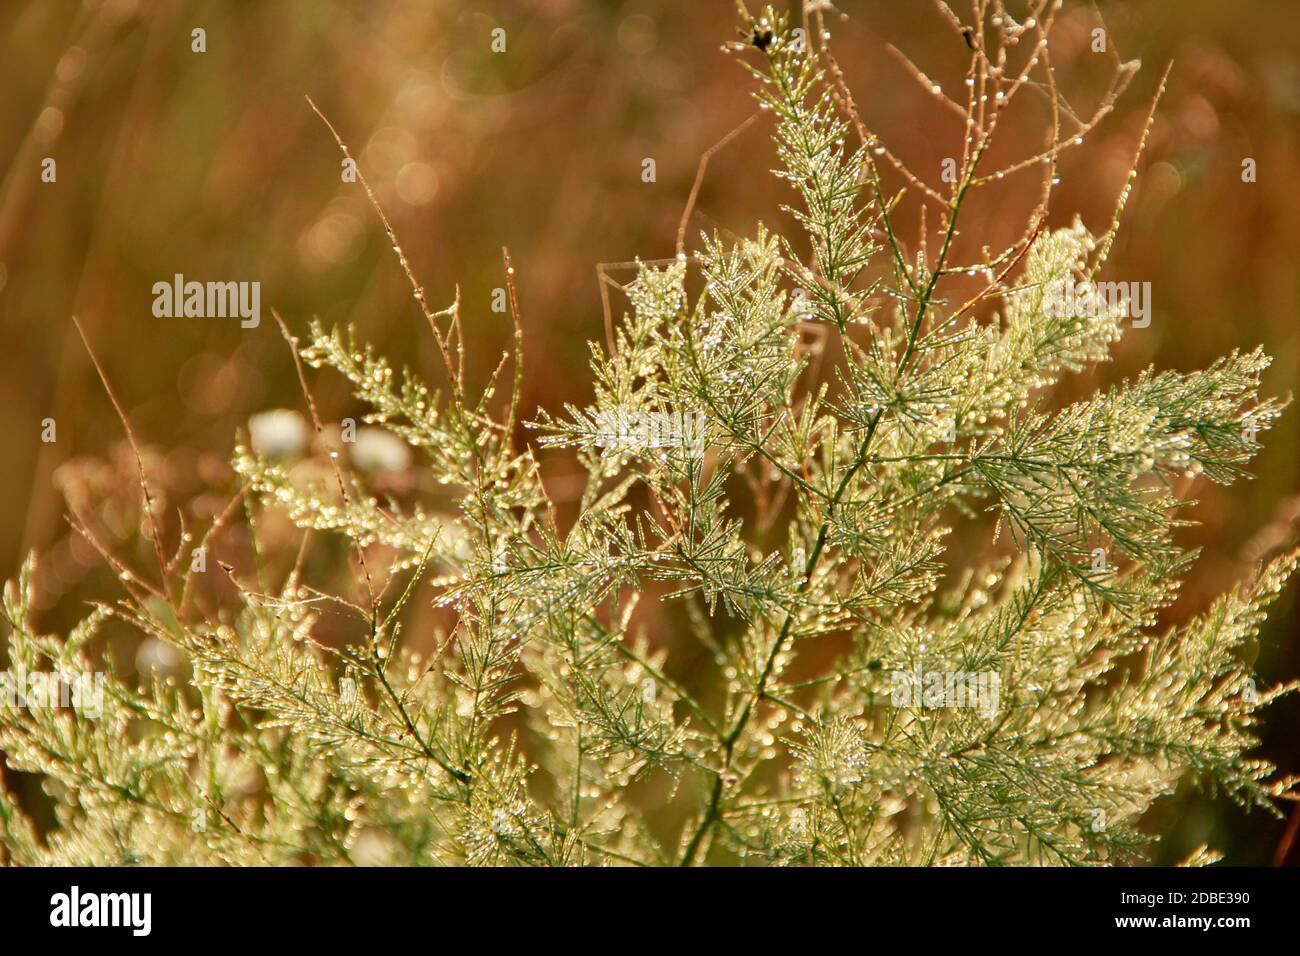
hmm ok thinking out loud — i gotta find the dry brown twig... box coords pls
[71,315,173,607]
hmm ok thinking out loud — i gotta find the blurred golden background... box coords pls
[1,0,1297,863]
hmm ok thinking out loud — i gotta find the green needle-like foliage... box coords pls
[2,3,1296,867]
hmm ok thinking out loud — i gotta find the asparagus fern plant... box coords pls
[2,2,1296,866]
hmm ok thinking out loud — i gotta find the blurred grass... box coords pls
[1,0,1297,863]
